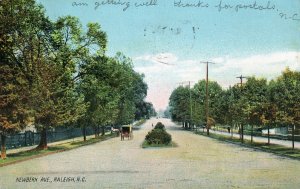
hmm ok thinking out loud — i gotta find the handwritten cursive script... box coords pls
[215,0,276,12]
[174,0,209,8]
[94,0,131,11]
[70,0,300,22]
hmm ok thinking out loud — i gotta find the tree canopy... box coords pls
[0,0,153,157]
[168,69,300,131]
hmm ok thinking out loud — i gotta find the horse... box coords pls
[121,132,130,140]
[111,127,120,136]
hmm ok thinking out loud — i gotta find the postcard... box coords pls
[0,0,299,188]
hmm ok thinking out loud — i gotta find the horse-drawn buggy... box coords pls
[120,125,133,140]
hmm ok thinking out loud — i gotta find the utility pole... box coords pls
[236,75,247,88]
[189,81,193,129]
[236,75,247,143]
[200,61,215,135]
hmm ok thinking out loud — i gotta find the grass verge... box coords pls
[0,133,116,167]
[134,119,146,127]
[195,131,300,160]
[141,141,177,148]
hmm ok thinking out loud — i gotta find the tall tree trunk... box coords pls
[251,125,253,143]
[241,123,244,143]
[267,124,270,145]
[101,126,105,136]
[82,126,87,141]
[94,127,97,138]
[292,125,295,149]
[37,128,48,150]
[24,131,27,146]
[1,134,7,159]
[207,126,210,135]
[231,125,233,139]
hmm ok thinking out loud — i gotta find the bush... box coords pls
[154,122,165,130]
[145,129,172,145]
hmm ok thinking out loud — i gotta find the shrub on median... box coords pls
[154,122,165,130]
[145,123,171,145]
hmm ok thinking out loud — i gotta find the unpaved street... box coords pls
[0,118,299,189]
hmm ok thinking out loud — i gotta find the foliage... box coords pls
[0,0,151,154]
[154,122,165,130]
[168,68,300,132]
[145,129,172,145]
[268,68,300,126]
[145,122,171,145]
[0,65,28,135]
[169,80,222,126]
[169,86,191,122]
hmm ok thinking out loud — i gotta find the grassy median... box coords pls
[0,133,116,167]
[141,141,177,148]
[195,131,300,160]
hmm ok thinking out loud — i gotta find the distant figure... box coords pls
[152,123,153,127]
[227,127,230,133]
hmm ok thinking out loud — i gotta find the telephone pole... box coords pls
[189,81,193,129]
[200,61,215,135]
[236,75,247,143]
[236,75,247,87]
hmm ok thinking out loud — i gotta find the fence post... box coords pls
[268,124,270,145]
[292,125,295,149]
[24,132,27,146]
[251,125,253,143]
[241,123,244,143]
[32,131,35,145]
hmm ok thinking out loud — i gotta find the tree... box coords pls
[191,80,222,129]
[191,81,206,127]
[0,1,103,149]
[78,56,120,138]
[0,0,49,155]
[1,0,151,152]
[169,86,191,128]
[169,80,222,130]
[268,68,300,148]
[163,106,171,118]
[113,53,148,125]
[242,77,268,143]
[30,60,86,149]
[0,65,28,159]
[77,52,149,139]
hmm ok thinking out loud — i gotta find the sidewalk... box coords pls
[6,133,108,155]
[207,130,300,149]
[6,121,143,155]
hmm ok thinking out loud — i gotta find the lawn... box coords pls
[195,131,300,160]
[0,133,116,167]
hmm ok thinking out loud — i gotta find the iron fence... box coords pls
[1,126,110,150]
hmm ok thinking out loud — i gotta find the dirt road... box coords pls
[0,118,299,188]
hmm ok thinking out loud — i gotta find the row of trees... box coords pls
[0,0,155,159]
[168,68,299,144]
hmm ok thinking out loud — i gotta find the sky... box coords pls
[37,0,300,111]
